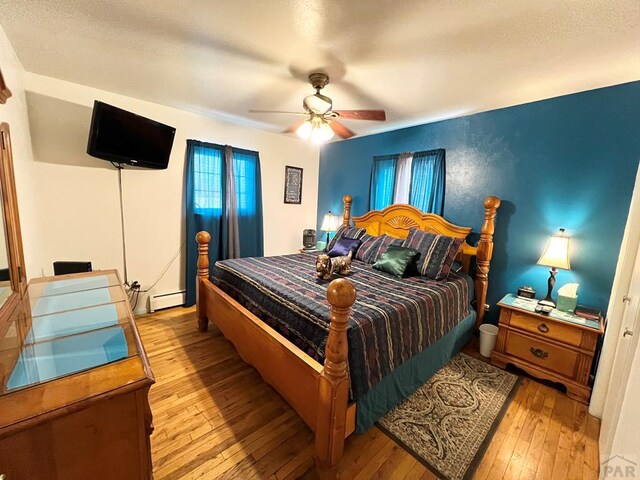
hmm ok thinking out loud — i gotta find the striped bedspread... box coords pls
[212,252,471,400]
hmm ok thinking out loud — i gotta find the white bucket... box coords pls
[479,324,499,358]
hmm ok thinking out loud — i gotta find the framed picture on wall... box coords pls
[0,67,12,104]
[284,166,303,204]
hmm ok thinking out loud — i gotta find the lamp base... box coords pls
[537,267,558,309]
[537,298,556,308]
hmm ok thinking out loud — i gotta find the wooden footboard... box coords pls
[195,233,355,479]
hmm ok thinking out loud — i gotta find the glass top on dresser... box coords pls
[498,293,602,331]
[0,272,138,396]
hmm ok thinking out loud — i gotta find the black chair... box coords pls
[53,261,92,276]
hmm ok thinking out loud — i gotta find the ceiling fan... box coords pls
[249,72,386,142]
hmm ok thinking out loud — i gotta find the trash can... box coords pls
[479,324,499,358]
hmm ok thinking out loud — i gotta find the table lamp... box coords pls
[320,211,339,244]
[537,228,571,308]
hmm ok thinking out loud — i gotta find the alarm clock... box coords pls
[517,286,536,299]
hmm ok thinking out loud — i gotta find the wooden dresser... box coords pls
[491,294,603,404]
[0,270,155,480]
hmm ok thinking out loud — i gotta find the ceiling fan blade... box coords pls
[283,119,307,134]
[333,109,386,121]
[249,109,308,115]
[329,120,356,139]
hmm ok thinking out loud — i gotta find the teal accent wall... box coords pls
[318,81,640,321]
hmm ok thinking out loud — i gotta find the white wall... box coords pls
[0,26,42,277]
[25,73,319,313]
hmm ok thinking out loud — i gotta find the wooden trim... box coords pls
[342,194,352,227]
[491,350,592,403]
[498,301,604,334]
[0,124,26,297]
[315,278,355,477]
[498,323,597,357]
[0,357,152,438]
[196,231,211,332]
[0,68,11,105]
[0,124,27,352]
[475,196,501,326]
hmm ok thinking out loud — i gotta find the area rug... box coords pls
[377,353,520,480]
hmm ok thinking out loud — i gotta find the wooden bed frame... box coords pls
[195,195,500,478]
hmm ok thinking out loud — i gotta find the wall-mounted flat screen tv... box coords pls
[87,101,176,169]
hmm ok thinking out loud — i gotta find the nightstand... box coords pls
[491,294,604,404]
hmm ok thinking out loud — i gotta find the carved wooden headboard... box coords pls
[341,194,501,328]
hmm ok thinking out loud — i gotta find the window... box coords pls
[232,149,260,216]
[192,143,260,216]
[193,144,223,212]
[369,149,445,215]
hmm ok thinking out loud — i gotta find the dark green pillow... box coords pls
[372,245,420,278]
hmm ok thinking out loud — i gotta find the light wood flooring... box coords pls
[137,306,600,479]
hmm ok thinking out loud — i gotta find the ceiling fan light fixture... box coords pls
[295,119,313,139]
[304,93,332,114]
[310,120,334,144]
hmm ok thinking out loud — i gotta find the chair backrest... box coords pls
[53,261,93,276]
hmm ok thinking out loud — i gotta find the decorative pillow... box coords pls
[402,228,463,280]
[326,225,366,252]
[359,234,403,264]
[328,237,362,258]
[372,245,420,278]
[355,234,376,261]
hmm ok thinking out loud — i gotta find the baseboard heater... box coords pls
[149,290,185,313]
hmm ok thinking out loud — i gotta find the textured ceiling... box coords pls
[2,0,639,139]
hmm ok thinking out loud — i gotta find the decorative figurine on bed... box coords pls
[315,252,353,280]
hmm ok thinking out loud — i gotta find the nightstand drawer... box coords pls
[505,331,578,378]
[509,311,583,347]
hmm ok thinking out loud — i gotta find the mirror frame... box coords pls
[0,123,26,323]
[0,68,11,105]
[0,70,13,103]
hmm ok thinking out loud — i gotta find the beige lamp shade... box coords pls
[320,212,340,232]
[537,229,571,270]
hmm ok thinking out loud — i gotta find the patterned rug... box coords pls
[377,353,520,480]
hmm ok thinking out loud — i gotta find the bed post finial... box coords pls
[316,278,356,479]
[342,194,352,227]
[196,231,211,332]
[475,196,501,328]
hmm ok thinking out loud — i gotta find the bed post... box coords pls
[315,278,356,479]
[342,194,352,227]
[195,231,211,332]
[474,196,501,328]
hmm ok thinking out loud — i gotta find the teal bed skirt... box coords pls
[355,311,476,433]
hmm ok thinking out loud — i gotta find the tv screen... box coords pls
[87,101,176,169]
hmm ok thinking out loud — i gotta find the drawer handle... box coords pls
[538,323,549,333]
[530,347,548,359]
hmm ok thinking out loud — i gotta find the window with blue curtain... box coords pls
[185,140,264,306]
[193,143,224,213]
[409,149,445,215]
[369,155,398,210]
[231,148,264,257]
[369,149,445,214]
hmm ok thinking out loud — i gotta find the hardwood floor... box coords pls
[136,306,600,479]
